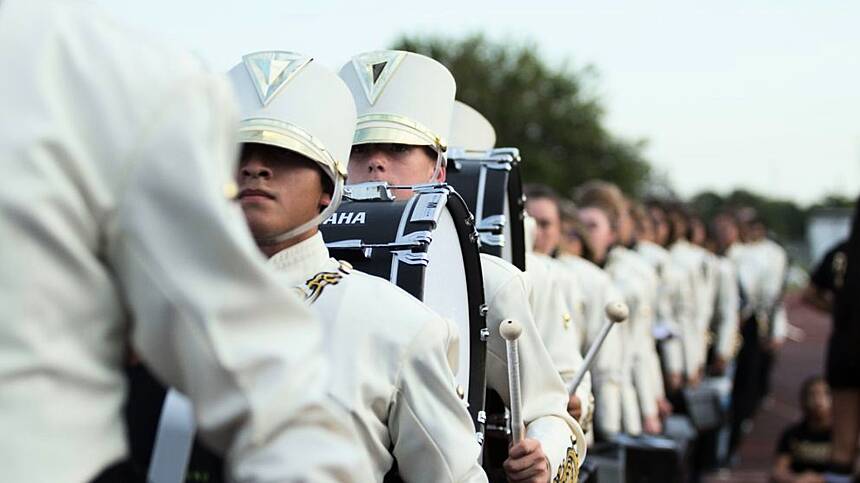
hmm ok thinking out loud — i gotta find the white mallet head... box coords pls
[605,302,629,324]
[499,318,523,341]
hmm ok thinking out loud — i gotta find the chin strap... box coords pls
[259,177,344,245]
[429,148,446,183]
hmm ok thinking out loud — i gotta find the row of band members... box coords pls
[123,46,788,482]
[1,4,789,482]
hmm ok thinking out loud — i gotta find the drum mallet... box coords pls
[566,301,629,395]
[500,318,525,444]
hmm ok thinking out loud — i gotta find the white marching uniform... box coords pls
[636,240,688,379]
[525,253,594,432]
[0,2,366,482]
[338,51,583,479]
[711,256,741,362]
[604,246,662,431]
[694,245,722,350]
[557,255,629,438]
[269,233,486,483]
[481,254,585,480]
[670,240,711,379]
[729,239,789,341]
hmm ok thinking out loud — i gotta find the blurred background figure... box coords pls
[771,376,832,483]
[815,197,860,483]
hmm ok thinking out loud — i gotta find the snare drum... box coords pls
[319,182,489,442]
[446,147,526,271]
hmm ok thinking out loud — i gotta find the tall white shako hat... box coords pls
[339,50,456,174]
[228,51,357,242]
[449,100,496,152]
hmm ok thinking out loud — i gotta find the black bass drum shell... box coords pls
[446,150,526,271]
[319,186,488,443]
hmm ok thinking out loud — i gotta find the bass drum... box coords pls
[446,147,526,271]
[446,147,527,480]
[319,182,488,444]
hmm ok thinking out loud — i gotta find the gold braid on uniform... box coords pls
[552,436,580,483]
[301,261,352,303]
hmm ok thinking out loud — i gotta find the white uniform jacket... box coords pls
[525,253,594,432]
[557,255,628,438]
[669,240,710,378]
[636,241,686,377]
[269,233,486,483]
[481,254,584,480]
[711,256,741,361]
[0,1,367,482]
[729,240,789,340]
[605,247,662,426]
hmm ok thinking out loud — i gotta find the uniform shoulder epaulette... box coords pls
[301,261,352,303]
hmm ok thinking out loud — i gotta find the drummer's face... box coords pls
[236,144,331,244]
[348,143,444,199]
[526,197,561,255]
[578,207,615,264]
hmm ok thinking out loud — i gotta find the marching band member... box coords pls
[666,203,710,387]
[132,51,488,483]
[708,212,742,376]
[630,202,687,397]
[575,181,664,435]
[450,101,593,431]
[229,51,486,483]
[728,210,789,456]
[643,200,699,393]
[556,202,630,439]
[0,3,367,482]
[340,50,583,483]
[522,185,597,430]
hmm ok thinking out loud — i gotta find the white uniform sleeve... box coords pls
[660,266,685,375]
[482,256,583,477]
[389,318,487,483]
[632,303,659,419]
[107,73,368,482]
[589,281,627,438]
[714,259,740,360]
[765,244,789,341]
[677,267,704,379]
[525,257,593,430]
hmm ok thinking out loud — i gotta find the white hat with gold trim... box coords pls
[228,50,356,241]
[338,50,456,154]
[449,100,496,152]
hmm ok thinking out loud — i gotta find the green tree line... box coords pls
[392,34,855,243]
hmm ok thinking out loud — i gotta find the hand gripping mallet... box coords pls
[500,318,525,444]
[565,301,629,396]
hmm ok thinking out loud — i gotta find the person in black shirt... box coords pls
[771,376,832,483]
[803,240,849,313]
[821,198,860,482]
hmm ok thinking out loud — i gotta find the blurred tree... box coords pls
[687,189,854,243]
[392,34,652,196]
[808,193,856,210]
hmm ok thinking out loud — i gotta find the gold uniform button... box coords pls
[563,313,572,330]
[223,181,239,199]
[456,385,465,400]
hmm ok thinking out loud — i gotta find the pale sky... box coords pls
[96,0,860,205]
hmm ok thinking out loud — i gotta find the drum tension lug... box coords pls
[480,327,490,341]
[479,304,489,317]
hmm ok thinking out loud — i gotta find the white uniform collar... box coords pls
[267,231,332,286]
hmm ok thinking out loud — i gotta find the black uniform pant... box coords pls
[728,316,765,457]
